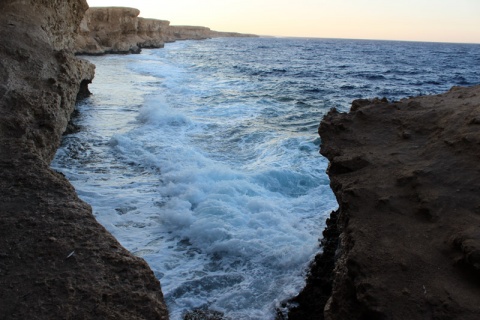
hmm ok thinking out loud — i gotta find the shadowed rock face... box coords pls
[313,85,480,319]
[0,1,169,319]
[75,7,257,55]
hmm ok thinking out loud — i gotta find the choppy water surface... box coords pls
[52,38,480,319]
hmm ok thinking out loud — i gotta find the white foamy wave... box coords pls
[53,40,339,320]
[104,97,337,318]
[137,100,192,128]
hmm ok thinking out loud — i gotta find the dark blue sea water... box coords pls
[52,37,480,319]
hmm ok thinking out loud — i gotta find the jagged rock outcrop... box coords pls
[295,85,480,319]
[0,1,169,319]
[75,7,257,55]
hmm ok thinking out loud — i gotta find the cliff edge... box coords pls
[75,7,257,55]
[0,1,168,318]
[292,85,480,319]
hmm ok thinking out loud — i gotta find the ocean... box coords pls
[52,37,480,319]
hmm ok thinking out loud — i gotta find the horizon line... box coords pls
[249,34,480,46]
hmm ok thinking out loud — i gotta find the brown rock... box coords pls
[75,7,144,54]
[138,17,170,48]
[75,7,257,55]
[314,85,480,319]
[163,25,214,42]
[0,1,169,319]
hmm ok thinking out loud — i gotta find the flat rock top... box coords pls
[320,85,480,319]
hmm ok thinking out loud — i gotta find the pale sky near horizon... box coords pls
[87,0,480,44]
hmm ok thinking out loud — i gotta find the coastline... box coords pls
[75,7,257,55]
[2,1,480,319]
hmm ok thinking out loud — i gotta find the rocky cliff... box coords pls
[290,85,480,319]
[138,17,171,48]
[0,1,168,319]
[75,7,144,54]
[75,7,257,55]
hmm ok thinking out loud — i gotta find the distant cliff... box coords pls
[75,7,257,55]
[0,1,169,318]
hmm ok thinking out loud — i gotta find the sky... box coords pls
[87,0,480,44]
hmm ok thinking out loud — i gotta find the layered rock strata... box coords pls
[292,85,480,319]
[75,7,257,55]
[0,1,168,319]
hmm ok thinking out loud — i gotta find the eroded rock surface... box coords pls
[138,17,171,48]
[0,1,168,318]
[75,7,257,55]
[312,86,480,319]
